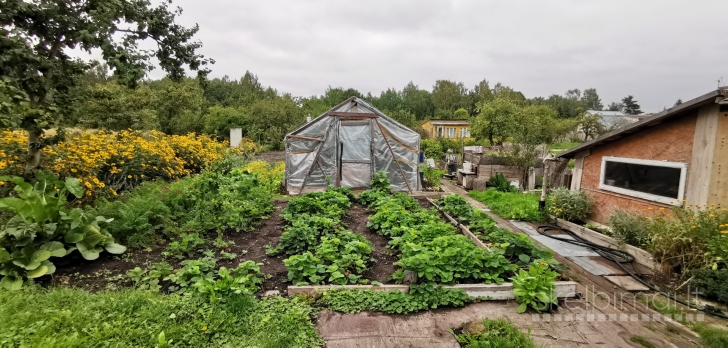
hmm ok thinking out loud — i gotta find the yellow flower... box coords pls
[127,175,132,178]
[691,226,696,229]
[709,214,715,218]
[201,326,207,331]
[721,231,728,235]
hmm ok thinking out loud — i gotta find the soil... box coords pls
[44,199,404,293]
[47,200,290,294]
[343,203,398,284]
[253,151,285,164]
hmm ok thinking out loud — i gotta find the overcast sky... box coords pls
[148,0,727,112]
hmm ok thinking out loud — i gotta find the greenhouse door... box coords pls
[339,122,372,189]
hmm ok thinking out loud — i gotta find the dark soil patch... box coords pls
[343,203,398,284]
[47,201,289,294]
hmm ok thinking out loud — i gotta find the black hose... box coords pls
[536,222,728,320]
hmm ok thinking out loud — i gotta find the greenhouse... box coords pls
[284,97,420,194]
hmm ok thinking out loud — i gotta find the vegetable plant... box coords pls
[194,261,264,302]
[163,232,206,259]
[546,188,593,222]
[0,173,125,290]
[512,263,558,313]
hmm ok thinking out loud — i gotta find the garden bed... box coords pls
[47,200,291,293]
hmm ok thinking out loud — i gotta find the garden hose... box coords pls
[536,223,728,320]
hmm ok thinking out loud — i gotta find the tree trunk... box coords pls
[23,127,43,180]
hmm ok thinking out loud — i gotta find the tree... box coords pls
[580,88,603,110]
[401,82,434,120]
[148,78,209,134]
[491,83,526,103]
[203,105,248,141]
[384,109,417,129]
[0,0,212,177]
[471,98,519,145]
[578,112,605,141]
[621,95,642,115]
[453,108,469,119]
[372,88,403,112]
[606,102,623,111]
[74,82,158,131]
[322,87,363,107]
[432,80,467,114]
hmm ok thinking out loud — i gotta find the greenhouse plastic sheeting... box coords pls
[284,97,420,194]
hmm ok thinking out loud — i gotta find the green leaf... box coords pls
[77,244,101,260]
[0,249,10,263]
[26,265,49,278]
[0,197,30,216]
[65,178,84,198]
[105,243,126,254]
[41,260,56,275]
[32,250,52,262]
[13,258,40,270]
[516,302,528,314]
[65,232,83,243]
[40,241,66,257]
[518,254,530,263]
[0,276,23,291]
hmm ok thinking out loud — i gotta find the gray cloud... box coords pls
[147,0,727,112]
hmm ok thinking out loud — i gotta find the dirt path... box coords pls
[253,151,285,164]
[343,203,398,284]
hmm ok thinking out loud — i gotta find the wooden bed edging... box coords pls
[286,281,579,298]
[551,217,658,270]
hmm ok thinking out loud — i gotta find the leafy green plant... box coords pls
[370,171,393,194]
[423,167,444,190]
[194,261,263,302]
[488,173,517,193]
[394,235,516,284]
[128,261,173,291]
[546,188,593,222]
[165,257,217,293]
[512,263,558,313]
[0,173,125,290]
[317,284,471,314]
[220,251,237,260]
[690,269,728,305]
[607,210,651,248]
[163,232,206,259]
[451,318,538,348]
[469,189,545,222]
[213,236,235,249]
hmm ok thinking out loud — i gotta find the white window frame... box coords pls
[598,156,687,205]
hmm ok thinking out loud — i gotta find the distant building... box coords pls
[585,110,649,128]
[421,119,471,139]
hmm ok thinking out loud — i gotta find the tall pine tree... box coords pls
[621,95,642,115]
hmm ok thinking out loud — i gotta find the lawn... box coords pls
[469,189,545,222]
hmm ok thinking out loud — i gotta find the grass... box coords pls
[630,335,655,348]
[451,318,540,348]
[469,189,545,222]
[641,295,728,348]
[0,287,323,347]
[547,142,581,155]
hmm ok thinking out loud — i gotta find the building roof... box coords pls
[586,110,626,117]
[558,88,728,159]
[422,119,470,126]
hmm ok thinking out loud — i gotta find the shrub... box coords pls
[488,173,517,193]
[240,160,284,195]
[420,139,444,160]
[691,269,728,306]
[451,318,538,348]
[546,188,593,222]
[607,210,651,248]
[469,189,545,222]
[0,129,244,201]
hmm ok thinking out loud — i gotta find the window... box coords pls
[447,128,456,138]
[460,128,470,138]
[437,126,443,137]
[598,156,687,205]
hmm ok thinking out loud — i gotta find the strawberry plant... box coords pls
[194,261,264,302]
[163,232,206,259]
[512,263,558,313]
[165,257,217,293]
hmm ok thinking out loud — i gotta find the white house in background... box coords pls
[585,110,650,129]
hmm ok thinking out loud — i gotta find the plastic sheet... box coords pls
[285,97,420,194]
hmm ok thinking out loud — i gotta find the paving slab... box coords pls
[566,256,617,276]
[604,276,650,292]
[530,235,601,257]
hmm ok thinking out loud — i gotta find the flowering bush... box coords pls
[240,161,284,195]
[0,129,253,201]
[633,204,728,273]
